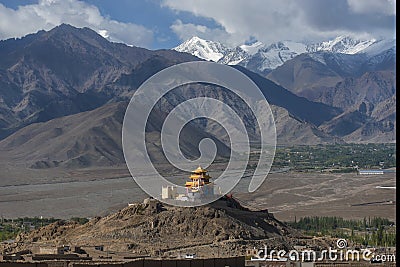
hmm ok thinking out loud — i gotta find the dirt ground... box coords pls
[236,172,396,222]
[0,161,395,222]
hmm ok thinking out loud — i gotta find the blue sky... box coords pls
[0,0,396,49]
[80,0,221,48]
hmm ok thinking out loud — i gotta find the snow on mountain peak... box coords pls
[173,35,393,73]
[307,36,377,54]
[361,38,396,56]
[246,40,308,72]
[240,41,264,55]
[173,36,230,62]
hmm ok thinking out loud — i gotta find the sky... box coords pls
[0,0,396,49]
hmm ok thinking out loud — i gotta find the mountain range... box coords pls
[0,24,396,170]
[174,35,395,75]
[174,35,396,140]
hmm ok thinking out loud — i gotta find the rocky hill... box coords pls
[3,197,304,257]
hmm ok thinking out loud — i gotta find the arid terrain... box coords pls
[237,172,396,222]
[0,5,396,267]
[0,24,395,223]
[0,160,395,222]
[1,196,336,259]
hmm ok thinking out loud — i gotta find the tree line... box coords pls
[288,216,396,247]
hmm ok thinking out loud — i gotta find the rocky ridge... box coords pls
[3,197,304,257]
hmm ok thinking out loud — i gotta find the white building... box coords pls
[161,185,178,199]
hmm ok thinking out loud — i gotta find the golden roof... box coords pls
[189,174,211,179]
[192,166,208,174]
[185,180,211,187]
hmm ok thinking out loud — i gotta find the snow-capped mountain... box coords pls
[307,36,377,54]
[174,36,250,65]
[243,41,308,74]
[173,36,308,69]
[173,36,393,74]
[173,36,231,62]
[217,46,248,65]
[361,39,396,56]
[240,41,264,55]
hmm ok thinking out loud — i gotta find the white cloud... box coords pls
[0,0,153,47]
[347,0,396,15]
[170,20,234,44]
[165,0,305,46]
[163,0,396,46]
